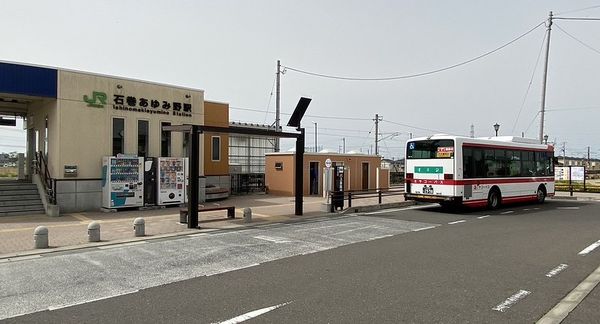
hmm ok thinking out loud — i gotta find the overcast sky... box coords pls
[1,0,600,159]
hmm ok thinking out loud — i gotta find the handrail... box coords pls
[33,151,56,204]
[328,186,405,209]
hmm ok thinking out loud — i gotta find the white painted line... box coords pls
[532,207,540,210]
[546,264,569,278]
[523,208,530,211]
[578,240,600,256]
[536,264,600,324]
[367,234,393,241]
[253,235,291,244]
[360,208,405,215]
[500,211,514,215]
[557,207,580,210]
[7,255,42,262]
[448,220,466,225]
[216,301,292,324]
[412,226,436,232]
[294,222,361,232]
[477,215,490,219]
[189,233,209,237]
[48,290,139,311]
[97,241,147,250]
[492,290,531,312]
[332,225,376,236]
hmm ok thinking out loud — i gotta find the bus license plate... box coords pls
[422,185,434,194]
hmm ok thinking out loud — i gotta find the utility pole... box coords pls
[588,146,591,167]
[539,11,553,143]
[275,60,281,152]
[342,137,346,154]
[470,124,474,138]
[374,114,383,156]
[562,142,566,166]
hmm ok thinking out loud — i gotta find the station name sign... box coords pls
[83,91,193,117]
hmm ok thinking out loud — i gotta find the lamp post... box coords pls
[493,123,500,137]
[543,134,549,144]
[313,121,318,152]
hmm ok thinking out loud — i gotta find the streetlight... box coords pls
[312,121,318,152]
[543,134,548,144]
[493,123,500,137]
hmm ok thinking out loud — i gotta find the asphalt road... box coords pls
[3,199,600,323]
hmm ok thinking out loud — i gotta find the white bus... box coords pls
[404,135,555,208]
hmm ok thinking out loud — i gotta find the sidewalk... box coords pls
[553,191,600,201]
[0,193,407,257]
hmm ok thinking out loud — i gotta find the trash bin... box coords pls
[331,191,344,212]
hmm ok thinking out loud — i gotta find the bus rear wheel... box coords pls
[536,186,547,203]
[487,189,501,209]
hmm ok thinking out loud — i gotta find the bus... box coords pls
[404,135,555,209]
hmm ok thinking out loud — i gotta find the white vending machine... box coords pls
[102,156,144,209]
[157,157,186,205]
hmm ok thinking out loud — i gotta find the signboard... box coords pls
[415,166,443,174]
[325,158,332,169]
[436,147,454,158]
[555,167,569,181]
[83,90,193,117]
[571,166,585,181]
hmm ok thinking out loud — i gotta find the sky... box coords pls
[1,0,600,159]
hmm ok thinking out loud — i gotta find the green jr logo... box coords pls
[83,91,107,108]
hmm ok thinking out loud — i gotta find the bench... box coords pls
[179,205,235,223]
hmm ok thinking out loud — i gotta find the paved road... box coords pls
[2,200,600,323]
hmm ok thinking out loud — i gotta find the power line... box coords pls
[281,21,545,81]
[556,5,600,16]
[230,105,372,121]
[511,31,547,134]
[554,23,600,56]
[382,119,460,136]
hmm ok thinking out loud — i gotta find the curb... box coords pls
[341,201,416,214]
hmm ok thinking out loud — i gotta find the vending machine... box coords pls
[102,156,144,209]
[157,157,186,205]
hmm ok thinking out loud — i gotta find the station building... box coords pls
[0,61,229,214]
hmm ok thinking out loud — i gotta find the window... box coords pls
[112,118,125,155]
[137,120,149,158]
[407,140,454,159]
[212,136,221,161]
[161,122,171,157]
[463,146,554,178]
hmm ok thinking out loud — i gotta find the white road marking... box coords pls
[536,264,600,324]
[523,208,530,211]
[546,264,568,278]
[448,220,466,225]
[367,234,393,241]
[360,208,405,215]
[557,207,580,210]
[332,225,376,235]
[294,222,361,232]
[532,207,540,210]
[492,290,531,312]
[412,226,436,232]
[97,241,147,249]
[216,301,292,324]
[477,215,490,219]
[5,255,42,262]
[500,211,514,215]
[48,290,139,311]
[578,240,600,256]
[253,235,291,243]
[189,233,209,237]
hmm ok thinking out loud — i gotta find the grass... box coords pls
[0,167,17,178]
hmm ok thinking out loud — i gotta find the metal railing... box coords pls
[329,186,405,209]
[33,151,56,204]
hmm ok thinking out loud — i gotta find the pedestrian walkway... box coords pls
[0,192,407,257]
[553,191,600,201]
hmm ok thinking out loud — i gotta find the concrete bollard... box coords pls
[34,226,49,249]
[88,221,101,242]
[133,217,145,237]
[243,207,252,223]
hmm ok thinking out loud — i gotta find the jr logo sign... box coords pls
[83,91,107,108]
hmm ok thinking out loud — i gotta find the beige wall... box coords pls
[265,154,295,195]
[265,153,387,196]
[203,101,229,176]
[54,70,204,179]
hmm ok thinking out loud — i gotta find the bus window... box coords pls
[407,140,454,159]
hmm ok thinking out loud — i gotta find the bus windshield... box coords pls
[407,139,454,159]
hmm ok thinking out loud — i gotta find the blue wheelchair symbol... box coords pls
[409,143,415,150]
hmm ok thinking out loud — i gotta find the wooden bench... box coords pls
[179,205,235,223]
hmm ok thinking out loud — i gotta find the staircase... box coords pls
[0,180,45,216]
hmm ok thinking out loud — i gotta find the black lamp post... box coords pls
[543,134,548,144]
[493,123,500,137]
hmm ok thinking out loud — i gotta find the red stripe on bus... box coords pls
[408,178,554,185]
[462,143,553,152]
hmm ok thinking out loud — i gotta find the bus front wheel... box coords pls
[487,189,501,209]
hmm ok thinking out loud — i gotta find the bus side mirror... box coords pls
[552,157,559,165]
